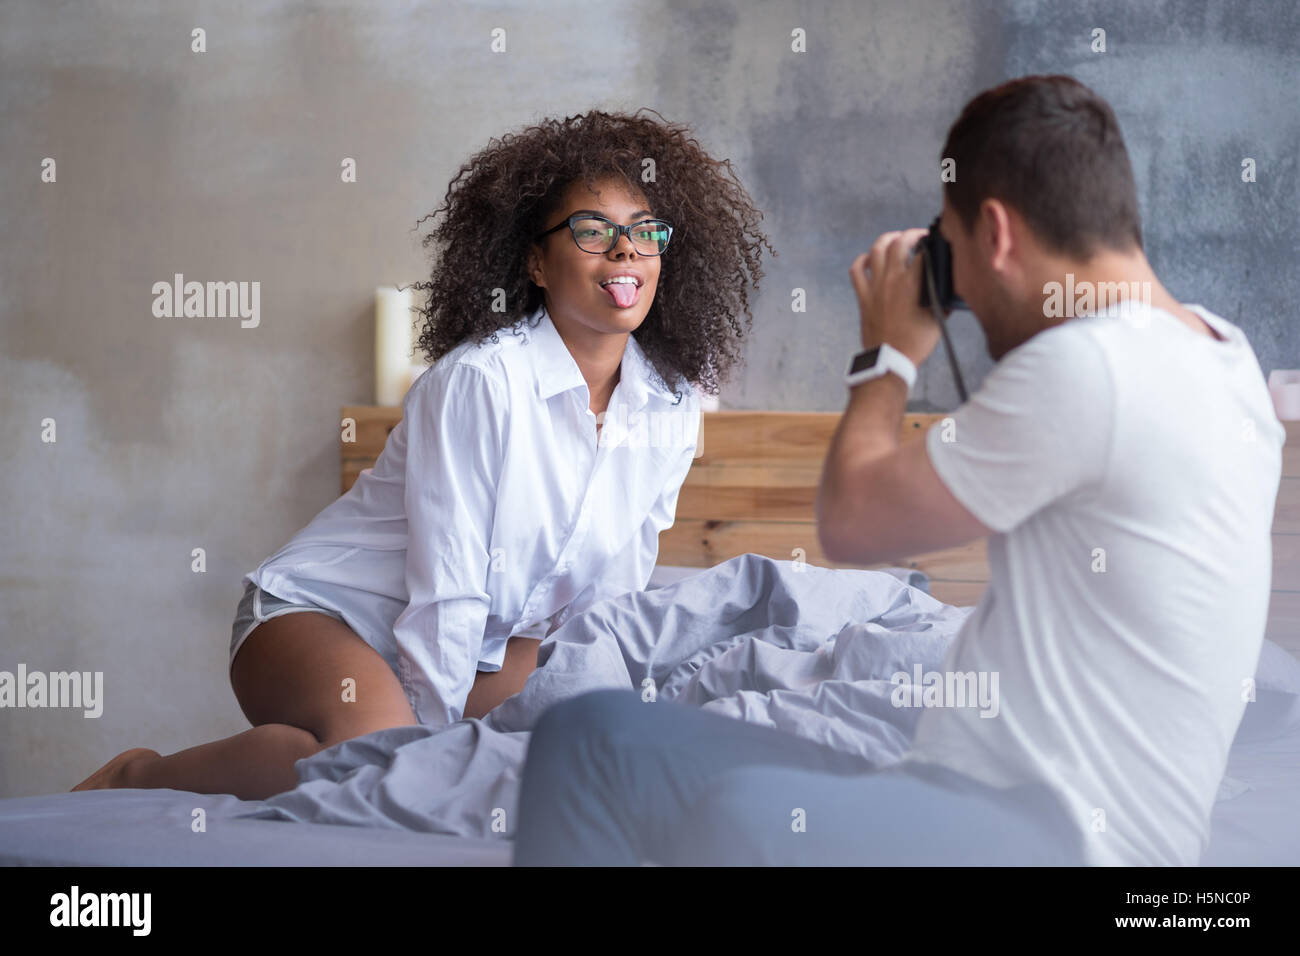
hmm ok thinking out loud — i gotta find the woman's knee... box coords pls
[251,722,329,764]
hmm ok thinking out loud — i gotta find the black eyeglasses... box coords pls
[535,213,674,256]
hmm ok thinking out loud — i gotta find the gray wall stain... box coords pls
[1,0,1295,795]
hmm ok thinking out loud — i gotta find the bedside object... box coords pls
[1270,370,1300,420]
[375,285,414,405]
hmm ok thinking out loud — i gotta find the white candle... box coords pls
[375,286,414,405]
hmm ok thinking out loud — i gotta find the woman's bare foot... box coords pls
[70,747,160,791]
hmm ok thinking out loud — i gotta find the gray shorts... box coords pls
[229,579,346,672]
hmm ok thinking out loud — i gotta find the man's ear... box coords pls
[526,243,546,289]
[980,199,1015,274]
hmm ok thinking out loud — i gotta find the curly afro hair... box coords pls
[409,109,772,397]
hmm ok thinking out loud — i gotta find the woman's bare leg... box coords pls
[72,617,547,799]
[72,726,322,799]
[72,610,418,800]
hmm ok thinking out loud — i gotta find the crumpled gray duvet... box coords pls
[232,552,1295,842]
[231,554,965,838]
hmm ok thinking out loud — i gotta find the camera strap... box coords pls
[922,253,970,404]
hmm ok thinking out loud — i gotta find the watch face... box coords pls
[848,347,881,375]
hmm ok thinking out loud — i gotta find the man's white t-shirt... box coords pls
[904,301,1284,866]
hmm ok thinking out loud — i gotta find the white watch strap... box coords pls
[846,343,917,391]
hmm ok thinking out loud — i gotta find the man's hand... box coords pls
[850,228,942,367]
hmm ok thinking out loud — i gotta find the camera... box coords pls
[915,215,964,312]
[913,213,970,402]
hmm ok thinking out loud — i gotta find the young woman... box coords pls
[72,109,772,800]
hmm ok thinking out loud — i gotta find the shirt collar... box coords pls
[528,306,678,411]
[1092,299,1240,345]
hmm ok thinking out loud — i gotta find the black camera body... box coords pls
[913,214,970,402]
[916,215,964,312]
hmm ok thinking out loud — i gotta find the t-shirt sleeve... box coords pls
[924,323,1114,534]
[392,362,505,727]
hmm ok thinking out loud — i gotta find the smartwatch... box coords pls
[844,342,917,391]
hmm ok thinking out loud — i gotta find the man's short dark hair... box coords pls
[942,74,1143,260]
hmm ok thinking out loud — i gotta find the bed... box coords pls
[2,409,1296,867]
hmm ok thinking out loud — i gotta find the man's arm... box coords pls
[817,376,991,564]
[817,228,992,566]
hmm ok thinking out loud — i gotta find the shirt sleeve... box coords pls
[655,404,699,520]
[549,398,700,630]
[393,361,506,727]
[924,323,1114,534]
[630,425,699,573]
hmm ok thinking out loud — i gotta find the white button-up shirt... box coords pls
[244,306,700,727]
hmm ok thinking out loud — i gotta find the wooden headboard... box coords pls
[342,406,1299,656]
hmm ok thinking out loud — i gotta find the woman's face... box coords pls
[528,177,662,337]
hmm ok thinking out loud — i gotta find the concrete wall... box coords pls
[2,0,1295,796]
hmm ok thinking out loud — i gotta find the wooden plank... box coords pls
[678,454,1298,526]
[340,406,400,494]
[693,411,942,466]
[928,580,986,608]
[693,412,835,466]
[1285,420,1300,478]
[661,411,943,522]
[341,405,401,463]
[658,518,988,577]
[676,464,821,522]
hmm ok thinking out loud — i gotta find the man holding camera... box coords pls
[511,75,1284,866]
